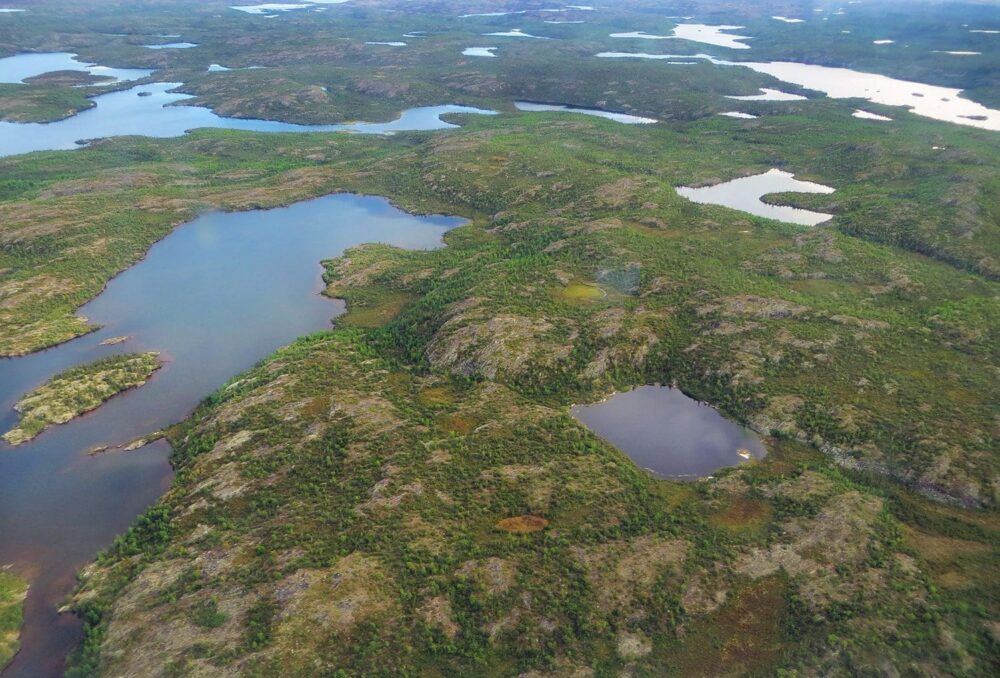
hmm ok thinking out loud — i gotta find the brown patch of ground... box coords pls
[670,577,787,677]
[495,515,548,533]
[708,496,773,533]
[337,292,414,328]
[902,526,991,590]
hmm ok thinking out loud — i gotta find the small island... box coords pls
[2,352,161,446]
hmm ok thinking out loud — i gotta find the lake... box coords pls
[0,194,464,678]
[0,82,494,156]
[594,51,1000,130]
[610,24,753,49]
[676,168,835,226]
[0,50,497,158]
[571,386,766,479]
[0,52,152,84]
[0,81,495,158]
[514,101,656,124]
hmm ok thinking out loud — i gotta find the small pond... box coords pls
[462,46,497,57]
[144,42,198,49]
[571,385,766,479]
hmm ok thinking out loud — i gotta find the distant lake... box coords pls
[0,194,464,678]
[515,101,657,124]
[571,385,766,479]
[144,42,197,49]
[595,51,1000,130]
[0,52,152,84]
[0,80,496,158]
[676,168,835,226]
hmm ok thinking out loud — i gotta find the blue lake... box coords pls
[0,51,152,84]
[0,80,496,158]
[0,194,464,678]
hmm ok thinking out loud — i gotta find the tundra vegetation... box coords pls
[3,352,161,445]
[0,570,27,668]
[0,0,996,676]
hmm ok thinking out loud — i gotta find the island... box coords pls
[2,352,161,446]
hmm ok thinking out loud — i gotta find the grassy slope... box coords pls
[1,108,997,502]
[2,352,161,445]
[0,83,96,123]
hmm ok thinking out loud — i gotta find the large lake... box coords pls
[595,52,1000,130]
[0,194,463,678]
[0,74,495,158]
[571,386,766,479]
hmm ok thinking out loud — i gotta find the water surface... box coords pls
[0,81,495,158]
[462,47,497,57]
[0,52,152,84]
[595,51,1000,130]
[0,194,463,678]
[610,24,752,49]
[571,386,766,478]
[231,3,311,13]
[484,29,549,39]
[676,168,835,226]
[515,101,656,124]
[853,109,892,121]
[726,87,806,101]
[144,42,197,49]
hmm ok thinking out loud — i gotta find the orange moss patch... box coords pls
[495,515,549,534]
[666,577,787,676]
[440,413,477,434]
[338,292,414,328]
[418,386,455,407]
[902,526,991,590]
[300,396,329,418]
[709,496,774,533]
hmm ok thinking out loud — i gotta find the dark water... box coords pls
[571,385,766,479]
[0,194,463,677]
[0,80,496,158]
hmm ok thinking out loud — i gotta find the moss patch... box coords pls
[494,515,549,534]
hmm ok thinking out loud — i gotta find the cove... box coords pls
[0,194,464,678]
[571,385,766,479]
[0,81,496,158]
[676,168,835,226]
